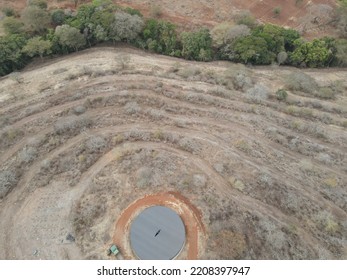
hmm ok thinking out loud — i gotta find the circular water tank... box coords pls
[130,206,186,260]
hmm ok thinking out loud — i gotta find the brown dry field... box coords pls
[0,46,346,259]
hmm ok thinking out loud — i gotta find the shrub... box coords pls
[246,85,270,103]
[2,7,16,17]
[177,66,201,79]
[73,105,86,115]
[124,101,141,115]
[277,51,288,65]
[235,11,258,29]
[285,72,318,93]
[136,167,153,188]
[0,170,17,199]
[273,7,281,17]
[317,87,335,99]
[276,89,288,101]
[86,136,107,151]
[54,116,92,135]
[19,146,37,164]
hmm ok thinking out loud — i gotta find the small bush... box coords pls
[317,87,335,99]
[2,7,16,17]
[286,106,314,118]
[235,11,258,29]
[124,101,141,115]
[273,7,281,17]
[54,116,92,135]
[18,146,37,164]
[136,167,152,188]
[276,89,288,101]
[73,105,86,115]
[246,85,269,103]
[177,66,201,79]
[285,72,318,94]
[178,137,199,153]
[86,136,107,152]
[223,66,253,91]
[0,170,17,199]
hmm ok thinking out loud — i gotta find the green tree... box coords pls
[66,3,96,31]
[45,28,68,54]
[109,12,144,43]
[181,28,213,61]
[51,9,66,25]
[3,17,25,35]
[21,6,50,34]
[290,38,331,67]
[252,24,284,54]
[232,35,273,64]
[281,28,300,52]
[142,19,178,55]
[55,24,86,51]
[0,35,28,76]
[22,36,52,59]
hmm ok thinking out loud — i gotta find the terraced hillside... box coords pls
[0,47,346,259]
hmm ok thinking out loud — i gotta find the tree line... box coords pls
[1,0,347,76]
